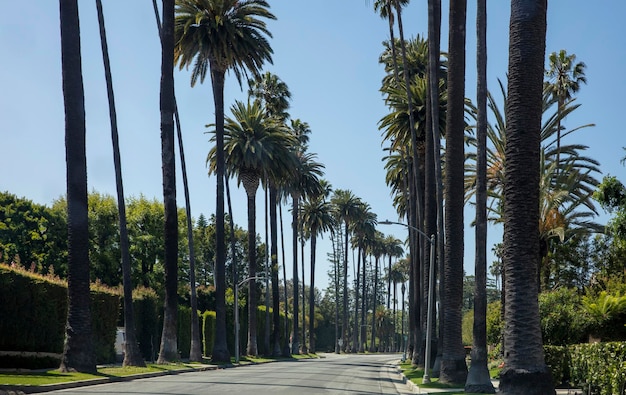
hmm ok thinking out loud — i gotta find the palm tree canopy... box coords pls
[206,99,298,188]
[300,199,336,241]
[174,0,275,86]
[248,71,292,121]
[545,49,587,105]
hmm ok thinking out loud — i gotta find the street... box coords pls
[46,353,413,395]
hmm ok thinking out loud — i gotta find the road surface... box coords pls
[46,353,413,395]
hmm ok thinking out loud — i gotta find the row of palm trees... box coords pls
[375,0,597,393]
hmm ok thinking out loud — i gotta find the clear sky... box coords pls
[1,1,624,294]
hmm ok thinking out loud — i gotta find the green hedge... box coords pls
[0,265,120,366]
[544,345,568,387]
[569,342,626,395]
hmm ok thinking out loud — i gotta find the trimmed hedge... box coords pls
[0,264,120,366]
[569,342,626,395]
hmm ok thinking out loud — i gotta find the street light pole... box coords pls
[378,219,436,383]
[235,275,266,364]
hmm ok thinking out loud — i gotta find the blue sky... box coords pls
[1,1,624,293]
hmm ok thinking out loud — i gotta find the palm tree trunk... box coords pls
[244,178,260,356]
[279,204,290,357]
[500,1,553,393]
[270,186,281,356]
[352,245,361,352]
[342,220,349,353]
[157,0,179,364]
[371,256,379,352]
[291,194,300,354]
[150,0,200,364]
[225,171,239,359]
[360,245,367,352]
[210,65,230,363]
[59,0,96,373]
[309,235,317,353]
[332,230,341,354]
[440,0,468,385]
[264,185,271,355]
[465,0,494,391]
[95,0,144,367]
[427,0,445,377]
[301,238,307,353]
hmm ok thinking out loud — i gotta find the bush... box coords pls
[544,345,568,387]
[539,288,589,345]
[0,264,120,366]
[486,301,503,347]
[202,311,216,357]
[569,342,626,395]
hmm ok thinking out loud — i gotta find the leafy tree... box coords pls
[538,288,588,345]
[174,0,275,363]
[0,192,67,275]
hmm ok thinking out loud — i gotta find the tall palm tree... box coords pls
[370,231,385,351]
[300,197,335,353]
[440,0,468,385]
[151,0,202,362]
[331,189,361,352]
[545,49,586,170]
[499,0,553,393]
[465,82,601,292]
[427,0,445,375]
[465,0,493,391]
[384,235,404,309]
[208,99,296,357]
[286,149,324,354]
[350,201,376,352]
[248,72,292,356]
[174,0,275,362]
[156,0,179,364]
[58,0,95,373]
[249,71,291,121]
[95,0,144,367]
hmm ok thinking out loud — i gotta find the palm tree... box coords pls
[249,71,291,121]
[58,0,96,373]
[331,189,361,352]
[545,49,587,170]
[388,260,408,350]
[465,81,601,292]
[440,0,468,385]
[174,0,275,362]
[248,72,292,356]
[350,201,376,352]
[208,99,296,357]
[286,149,324,354]
[300,197,335,353]
[95,0,144,367]
[499,0,553,393]
[384,235,404,309]
[370,231,385,351]
[156,0,179,364]
[151,0,203,362]
[465,0,493,391]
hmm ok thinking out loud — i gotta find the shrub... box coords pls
[539,288,589,345]
[544,345,568,387]
[202,311,216,357]
[569,342,626,395]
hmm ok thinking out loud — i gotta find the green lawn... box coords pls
[0,354,321,387]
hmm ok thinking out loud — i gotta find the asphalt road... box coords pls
[45,353,413,395]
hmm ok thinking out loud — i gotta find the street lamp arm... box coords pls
[237,275,266,288]
[379,219,435,243]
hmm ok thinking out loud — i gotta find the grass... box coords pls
[0,362,211,386]
[0,354,321,387]
[398,361,500,394]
